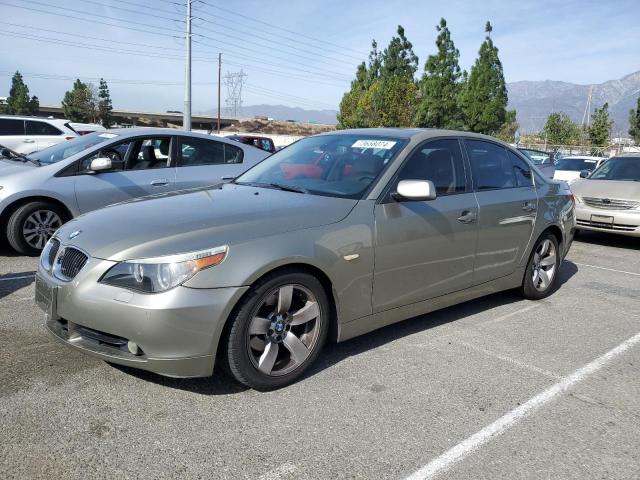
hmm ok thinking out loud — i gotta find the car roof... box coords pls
[103,128,242,144]
[559,155,603,160]
[317,127,512,144]
[0,115,71,124]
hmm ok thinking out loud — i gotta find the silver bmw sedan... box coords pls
[36,128,576,390]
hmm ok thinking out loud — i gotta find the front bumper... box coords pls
[37,256,248,378]
[575,204,640,237]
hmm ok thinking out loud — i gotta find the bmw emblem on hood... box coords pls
[69,230,82,240]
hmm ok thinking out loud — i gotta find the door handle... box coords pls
[23,139,36,143]
[150,178,169,187]
[457,210,477,224]
[221,175,235,181]
[522,202,537,213]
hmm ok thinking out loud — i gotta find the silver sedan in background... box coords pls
[36,128,575,390]
[0,128,269,254]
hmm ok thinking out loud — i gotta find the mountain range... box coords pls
[507,71,640,134]
[203,71,640,134]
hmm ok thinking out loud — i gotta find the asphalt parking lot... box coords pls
[1,231,639,480]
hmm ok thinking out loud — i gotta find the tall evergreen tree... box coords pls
[415,18,463,129]
[588,103,613,146]
[629,96,640,143]
[381,25,418,80]
[62,79,96,122]
[98,78,114,128]
[460,21,508,134]
[542,112,580,145]
[5,71,39,115]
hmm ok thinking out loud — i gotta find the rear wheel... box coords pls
[224,270,329,390]
[7,201,66,255]
[519,233,560,300]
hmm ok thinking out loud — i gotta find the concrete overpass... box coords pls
[37,105,237,131]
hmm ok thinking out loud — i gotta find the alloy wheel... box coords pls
[246,284,322,377]
[531,239,557,292]
[22,210,62,249]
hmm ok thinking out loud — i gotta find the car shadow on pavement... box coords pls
[0,271,35,300]
[111,262,578,395]
[575,230,640,251]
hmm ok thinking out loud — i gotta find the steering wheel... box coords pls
[358,175,375,183]
[104,149,121,162]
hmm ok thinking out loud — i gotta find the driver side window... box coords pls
[396,139,466,195]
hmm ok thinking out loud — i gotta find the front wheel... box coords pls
[7,201,66,255]
[519,233,560,300]
[223,270,330,390]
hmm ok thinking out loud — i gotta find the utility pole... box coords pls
[217,53,221,133]
[183,0,192,131]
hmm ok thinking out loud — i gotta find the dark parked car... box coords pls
[227,135,276,154]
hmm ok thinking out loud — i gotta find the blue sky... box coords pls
[1,0,639,113]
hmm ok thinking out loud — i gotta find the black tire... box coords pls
[6,201,67,256]
[223,269,330,390]
[519,232,560,300]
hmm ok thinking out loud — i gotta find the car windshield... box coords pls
[588,156,640,181]
[29,132,118,165]
[555,158,599,171]
[234,134,407,199]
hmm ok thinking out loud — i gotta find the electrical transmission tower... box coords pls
[223,70,247,118]
[581,85,593,127]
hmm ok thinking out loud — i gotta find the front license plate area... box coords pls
[590,214,614,227]
[35,274,59,320]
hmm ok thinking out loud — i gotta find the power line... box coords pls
[198,0,368,57]
[80,0,185,24]
[0,1,182,38]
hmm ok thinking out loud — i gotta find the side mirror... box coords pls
[90,157,113,172]
[579,170,590,179]
[394,179,437,201]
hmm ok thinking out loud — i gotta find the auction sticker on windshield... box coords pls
[98,133,118,139]
[351,139,397,149]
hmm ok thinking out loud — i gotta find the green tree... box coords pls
[381,25,418,80]
[338,27,419,128]
[62,79,97,122]
[460,21,508,135]
[4,71,39,115]
[97,78,114,128]
[495,109,519,143]
[589,103,613,147]
[542,112,580,145]
[415,18,463,129]
[629,96,640,143]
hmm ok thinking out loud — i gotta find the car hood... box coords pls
[571,179,640,200]
[57,183,358,261]
[0,159,36,177]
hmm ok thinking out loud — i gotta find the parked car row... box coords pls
[33,128,576,389]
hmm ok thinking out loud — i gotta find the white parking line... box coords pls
[0,274,35,282]
[404,330,640,480]
[480,303,539,326]
[574,262,640,277]
[453,340,561,380]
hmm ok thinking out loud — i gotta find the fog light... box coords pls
[127,340,140,355]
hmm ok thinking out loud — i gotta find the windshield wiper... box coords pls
[233,181,307,193]
[269,183,307,194]
[18,154,41,166]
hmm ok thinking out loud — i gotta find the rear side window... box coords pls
[26,120,62,136]
[466,140,515,190]
[179,137,243,166]
[508,151,533,187]
[0,118,25,135]
[396,138,466,195]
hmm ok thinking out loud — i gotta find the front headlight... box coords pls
[100,245,228,293]
[574,195,583,204]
